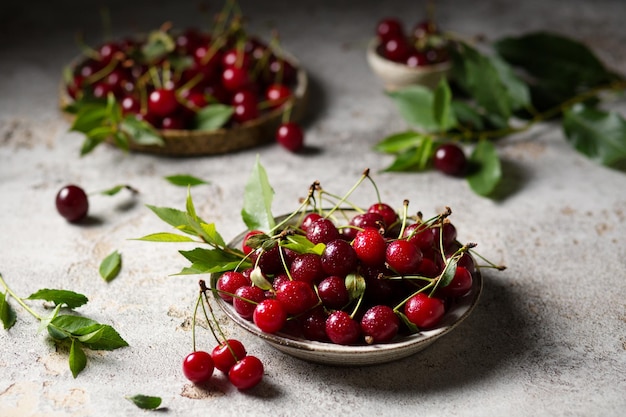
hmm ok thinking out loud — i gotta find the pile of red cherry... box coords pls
[64,14,305,151]
[375,17,450,67]
[215,201,478,347]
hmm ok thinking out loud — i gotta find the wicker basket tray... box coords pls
[59,53,308,157]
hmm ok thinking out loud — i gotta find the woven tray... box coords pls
[59,53,308,157]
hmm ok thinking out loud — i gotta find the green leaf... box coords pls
[281,234,325,255]
[27,289,88,309]
[135,232,197,243]
[48,315,99,339]
[432,78,457,131]
[125,395,162,410]
[249,267,273,291]
[241,157,276,232]
[381,136,435,172]
[69,339,87,378]
[467,140,502,196]
[345,273,366,302]
[80,135,105,156]
[373,131,428,154]
[145,205,195,235]
[452,42,512,120]
[48,316,128,350]
[450,100,485,131]
[39,304,62,335]
[387,85,440,131]
[562,104,626,167]
[79,325,129,350]
[438,257,459,289]
[494,31,614,91]
[70,103,108,134]
[97,184,138,196]
[199,223,226,247]
[489,55,531,112]
[396,310,420,333]
[164,174,209,187]
[178,248,246,274]
[121,116,164,146]
[0,291,16,330]
[99,250,122,282]
[195,104,234,131]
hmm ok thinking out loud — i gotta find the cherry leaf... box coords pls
[250,267,273,291]
[27,289,88,309]
[494,31,615,91]
[387,85,439,131]
[241,157,276,232]
[145,205,196,235]
[396,310,420,333]
[0,291,17,330]
[195,104,234,131]
[69,339,87,378]
[120,116,164,146]
[177,248,248,274]
[164,174,209,187]
[432,78,457,131]
[125,395,162,410]
[99,250,122,282]
[381,136,434,172]
[345,273,366,302]
[135,232,196,243]
[562,104,626,167]
[467,140,502,196]
[373,131,428,154]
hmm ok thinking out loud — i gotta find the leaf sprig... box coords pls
[0,273,128,378]
[376,31,626,197]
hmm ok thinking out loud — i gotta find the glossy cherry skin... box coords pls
[211,339,247,373]
[403,292,445,329]
[182,351,214,384]
[253,299,287,333]
[433,143,468,177]
[55,185,89,222]
[360,305,400,344]
[276,122,304,152]
[228,355,264,390]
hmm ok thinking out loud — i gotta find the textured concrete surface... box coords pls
[1,0,625,416]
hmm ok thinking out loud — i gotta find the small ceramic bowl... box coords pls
[210,223,483,367]
[366,38,451,91]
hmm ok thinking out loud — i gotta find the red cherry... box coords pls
[433,143,468,177]
[376,18,405,43]
[403,293,445,329]
[182,351,214,384]
[276,122,304,152]
[228,355,264,390]
[211,339,247,373]
[265,84,292,109]
[55,185,89,222]
[222,66,251,91]
[253,299,287,333]
[148,88,179,117]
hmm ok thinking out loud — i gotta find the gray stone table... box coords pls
[1,0,625,416]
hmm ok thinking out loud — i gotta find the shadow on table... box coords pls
[292,274,546,394]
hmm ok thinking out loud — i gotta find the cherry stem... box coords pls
[324,169,370,219]
[0,273,43,322]
[191,292,203,352]
[397,199,410,239]
[198,280,225,344]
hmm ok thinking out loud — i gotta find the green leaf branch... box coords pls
[0,273,128,378]
[376,31,626,197]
